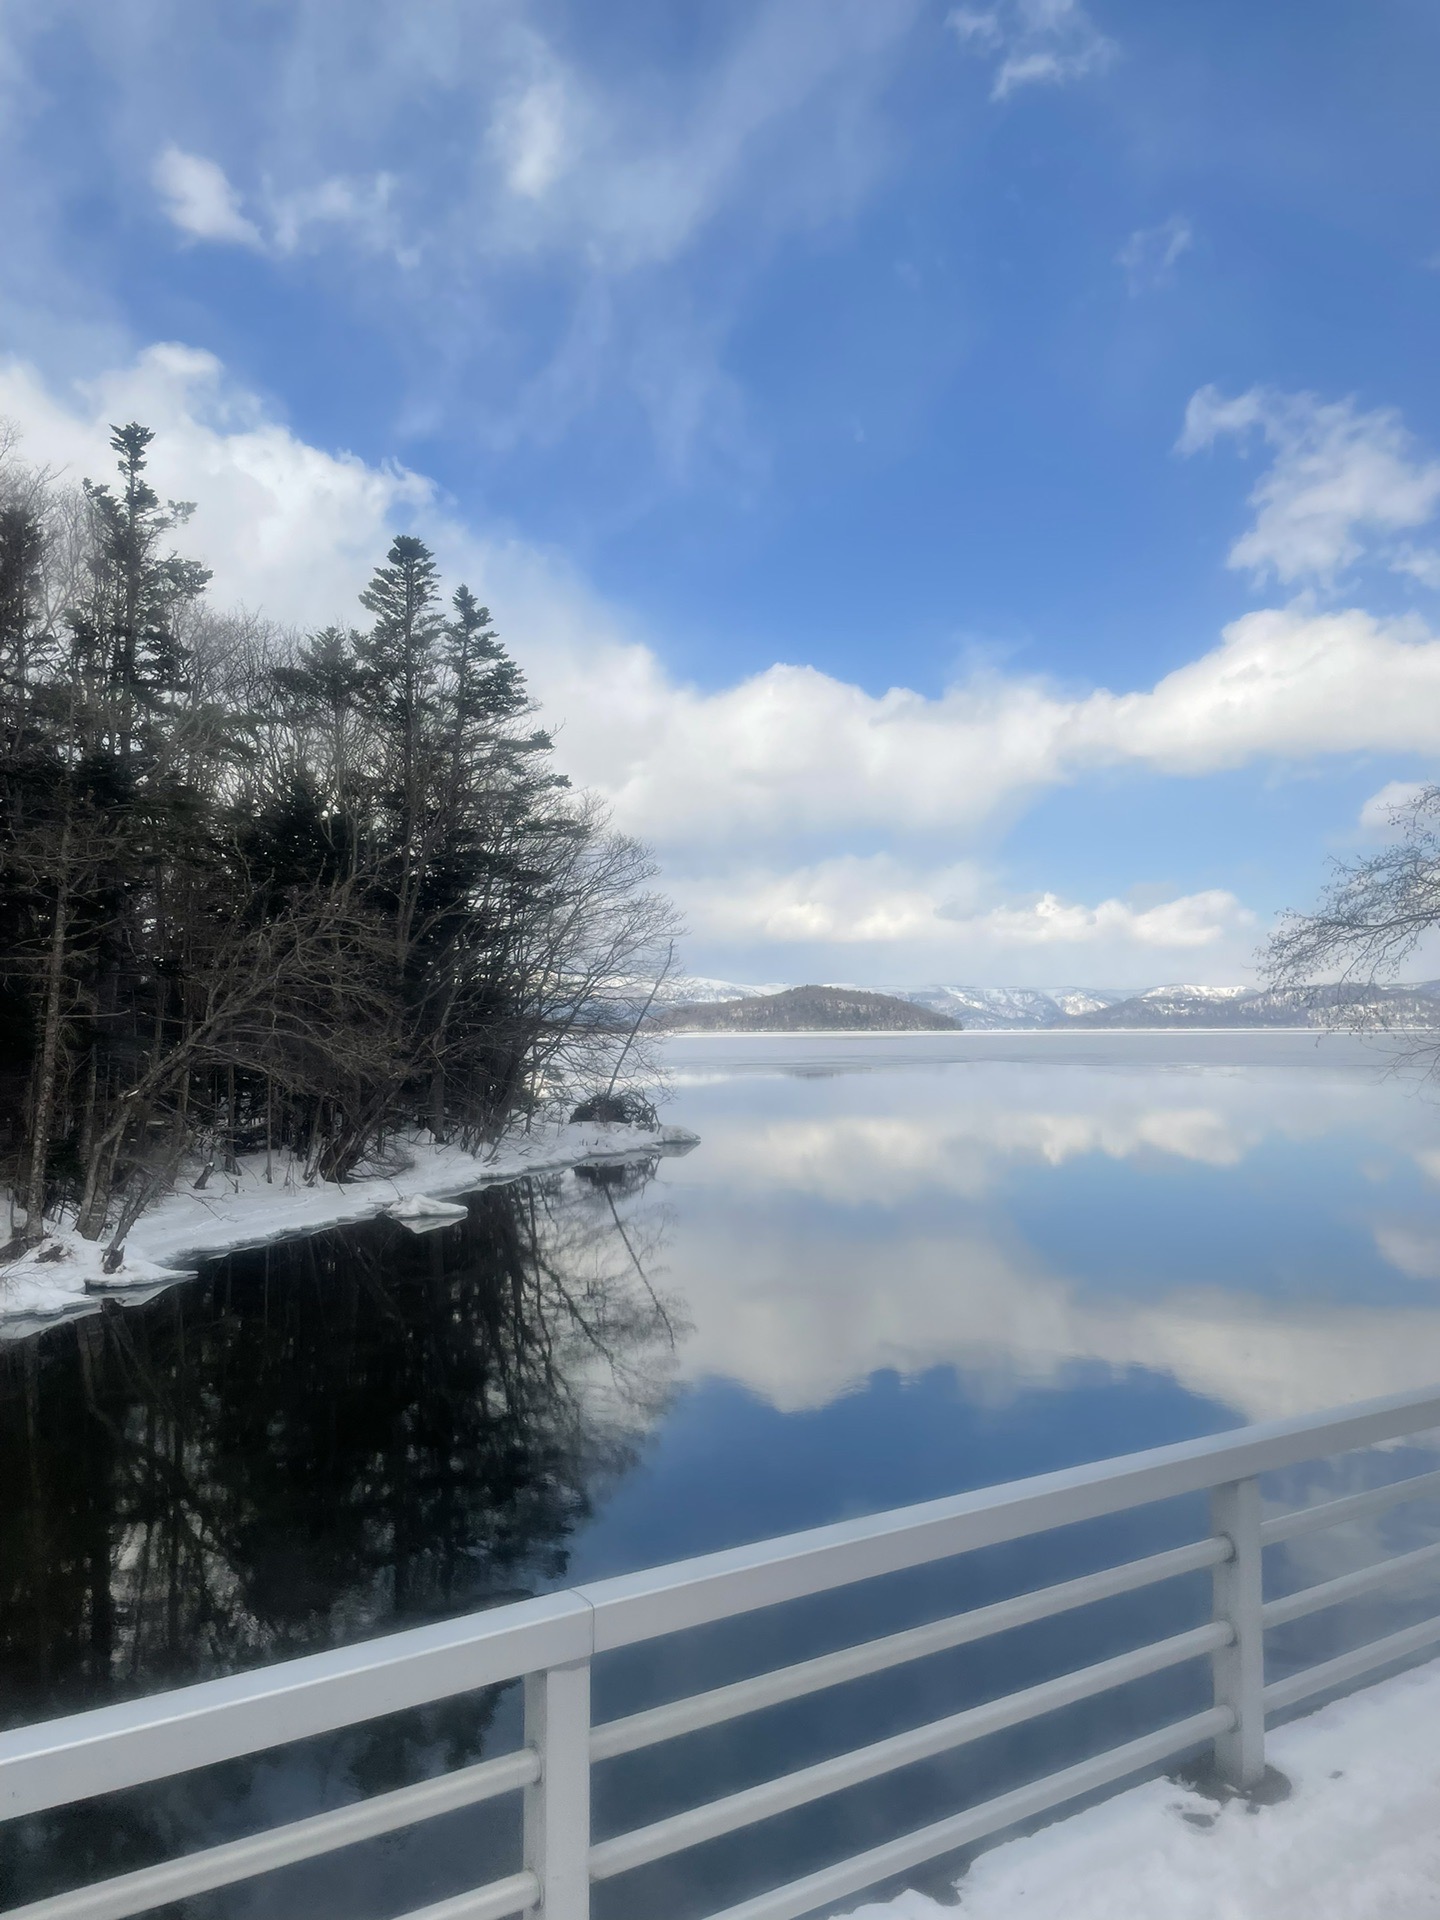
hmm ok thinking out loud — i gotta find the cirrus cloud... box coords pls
[949,0,1117,102]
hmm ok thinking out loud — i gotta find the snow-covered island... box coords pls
[0,1118,698,1339]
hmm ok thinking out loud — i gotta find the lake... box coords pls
[5,1031,1440,1917]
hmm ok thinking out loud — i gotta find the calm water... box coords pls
[5,1032,1440,1917]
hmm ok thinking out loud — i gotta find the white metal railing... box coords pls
[4,1384,1440,1920]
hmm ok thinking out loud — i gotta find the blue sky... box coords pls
[3,0,1440,986]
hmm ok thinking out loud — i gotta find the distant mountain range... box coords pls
[654,978,1440,1032]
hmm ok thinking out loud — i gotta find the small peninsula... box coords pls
[652,984,961,1033]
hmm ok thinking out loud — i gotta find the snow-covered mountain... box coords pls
[883,985,1134,1029]
[656,978,1440,1030]
[1072,982,1440,1028]
[659,975,790,1005]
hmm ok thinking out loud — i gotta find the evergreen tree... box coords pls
[1,430,677,1254]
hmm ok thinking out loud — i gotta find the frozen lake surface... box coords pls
[4,1031,1440,1916]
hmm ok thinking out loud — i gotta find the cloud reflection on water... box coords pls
[655,1034,1440,1424]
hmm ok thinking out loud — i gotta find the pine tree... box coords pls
[2,436,678,1250]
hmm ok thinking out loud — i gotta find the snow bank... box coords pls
[844,1657,1440,1920]
[0,1120,698,1337]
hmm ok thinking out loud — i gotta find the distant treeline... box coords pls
[0,424,675,1251]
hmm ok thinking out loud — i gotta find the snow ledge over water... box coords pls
[0,1120,698,1337]
[846,1657,1440,1920]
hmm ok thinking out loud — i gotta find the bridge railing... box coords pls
[4,1384,1440,1920]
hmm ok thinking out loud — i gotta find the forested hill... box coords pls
[1,423,675,1255]
[652,985,960,1033]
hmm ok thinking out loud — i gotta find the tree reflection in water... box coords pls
[0,1162,682,1914]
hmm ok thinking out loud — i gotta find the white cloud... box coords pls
[667,855,1253,973]
[674,855,985,945]
[1359,780,1429,832]
[1116,214,1192,294]
[545,602,1440,856]
[152,146,263,250]
[1071,605,1440,772]
[153,146,400,261]
[3,2,935,469]
[1393,544,1440,589]
[0,345,434,627]
[11,344,1440,980]
[14,350,1440,815]
[492,77,573,200]
[268,173,401,258]
[1179,385,1440,586]
[678,857,1247,951]
[950,0,1117,102]
[967,887,1250,949]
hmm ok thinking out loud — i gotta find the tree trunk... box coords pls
[77,1123,125,1241]
[23,820,72,1241]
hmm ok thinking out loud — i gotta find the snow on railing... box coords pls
[4,1386,1440,1920]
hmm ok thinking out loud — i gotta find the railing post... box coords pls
[525,1660,591,1919]
[1210,1476,1265,1789]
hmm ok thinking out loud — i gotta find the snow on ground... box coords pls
[844,1658,1440,1920]
[0,1120,698,1337]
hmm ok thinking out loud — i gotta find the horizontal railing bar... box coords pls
[392,1872,539,1920]
[591,1536,1231,1762]
[575,1385,1440,1653]
[1263,1613,1440,1714]
[695,1706,1233,1920]
[0,1593,591,1824]
[1261,1467,1440,1545]
[588,1622,1230,1881]
[0,1748,540,1920]
[1261,1539,1440,1630]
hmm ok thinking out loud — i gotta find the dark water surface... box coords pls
[5,1032,1440,1917]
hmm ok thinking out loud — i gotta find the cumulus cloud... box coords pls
[949,0,1117,101]
[673,855,986,945]
[964,887,1251,949]
[0,345,434,627]
[153,146,400,260]
[1179,385,1440,586]
[152,146,263,250]
[1116,214,1192,293]
[545,602,1440,857]
[676,857,1247,952]
[13,349,1440,817]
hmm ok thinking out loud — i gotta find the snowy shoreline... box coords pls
[846,1657,1440,1920]
[0,1119,699,1339]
